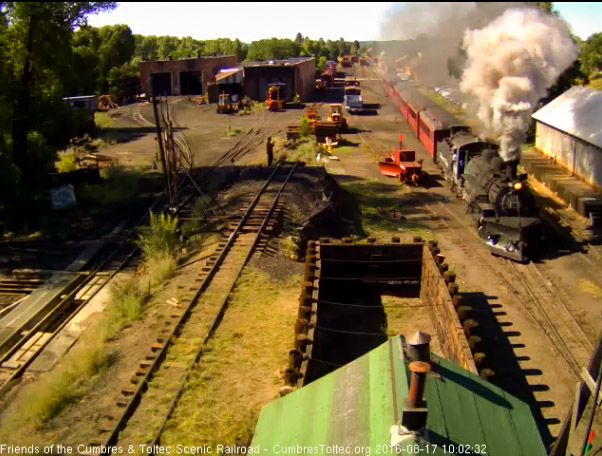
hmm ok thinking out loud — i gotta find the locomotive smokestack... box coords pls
[505,161,518,181]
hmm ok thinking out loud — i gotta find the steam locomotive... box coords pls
[384,78,543,262]
[437,132,542,262]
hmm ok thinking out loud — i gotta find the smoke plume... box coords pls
[380,2,521,86]
[460,7,578,162]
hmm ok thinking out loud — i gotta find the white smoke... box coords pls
[380,2,521,86]
[460,7,578,162]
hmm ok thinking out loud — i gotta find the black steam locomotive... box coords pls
[437,131,542,262]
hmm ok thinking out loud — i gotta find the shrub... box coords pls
[299,117,311,137]
[147,253,177,286]
[137,211,179,262]
[56,153,77,173]
[108,276,149,321]
[225,126,241,137]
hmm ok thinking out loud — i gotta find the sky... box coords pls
[86,2,601,42]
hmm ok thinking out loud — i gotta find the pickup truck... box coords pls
[344,94,364,114]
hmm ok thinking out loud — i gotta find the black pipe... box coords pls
[505,161,518,181]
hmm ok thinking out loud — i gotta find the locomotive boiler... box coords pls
[462,148,542,262]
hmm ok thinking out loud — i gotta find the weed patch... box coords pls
[224,126,241,137]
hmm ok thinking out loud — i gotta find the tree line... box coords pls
[0,1,599,232]
[0,2,369,231]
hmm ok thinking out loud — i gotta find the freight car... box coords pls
[317,64,336,91]
[383,78,543,262]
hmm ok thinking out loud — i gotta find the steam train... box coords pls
[383,78,543,262]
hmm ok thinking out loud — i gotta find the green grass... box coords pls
[299,117,311,137]
[146,253,177,286]
[0,273,150,435]
[94,112,113,130]
[333,145,357,154]
[108,276,151,321]
[281,137,320,162]
[224,126,241,137]
[339,178,433,242]
[0,211,180,438]
[159,266,301,447]
[588,77,602,91]
[79,166,145,207]
[137,211,179,262]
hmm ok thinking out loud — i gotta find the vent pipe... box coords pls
[401,360,430,431]
[407,361,430,408]
[406,331,431,362]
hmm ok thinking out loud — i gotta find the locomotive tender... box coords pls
[384,77,542,262]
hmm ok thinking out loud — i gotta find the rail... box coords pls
[97,162,298,449]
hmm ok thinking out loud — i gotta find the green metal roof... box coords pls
[251,336,546,456]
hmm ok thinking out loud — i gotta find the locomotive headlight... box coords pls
[513,182,523,191]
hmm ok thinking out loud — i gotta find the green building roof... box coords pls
[251,336,546,456]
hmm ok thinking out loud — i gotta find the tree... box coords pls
[0,1,115,224]
[581,33,602,78]
[327,40,339,60]
[107,59,140,102]
[96,24,135,92]
[526,2,556,14]
[350,40,360,55]
[295,32,303,45]
[246,38,300,61]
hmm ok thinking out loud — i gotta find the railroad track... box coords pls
[0,104,271,399]
[355,116,594,379]
[0,232,141,395]
[90,161,298,450]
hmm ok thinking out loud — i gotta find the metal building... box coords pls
[532,86,602,189]
[139,55,238,96]
[252,335,547,456]
[242,57,316,102]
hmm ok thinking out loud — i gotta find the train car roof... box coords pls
[423,104,467,129]
[394,84,438,110]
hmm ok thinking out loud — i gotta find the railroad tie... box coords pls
[150,342,164,352]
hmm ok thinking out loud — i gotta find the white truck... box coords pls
[344,94,364,114]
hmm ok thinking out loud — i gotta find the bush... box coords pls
[299,117,311,137]
[225,126,241,137]
[137,211,179,262]
[108,276,149,321]
[147,253,177,285]
[56,153,77,173]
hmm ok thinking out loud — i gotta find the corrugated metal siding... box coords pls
[532,86,602,150]
[535,121,602,187]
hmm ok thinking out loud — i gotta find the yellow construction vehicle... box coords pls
[266,83,285,111]
[217,93,235,114]
[98,94,118,111]
[327,104,348,131]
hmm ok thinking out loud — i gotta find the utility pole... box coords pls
[150,81,171,205]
